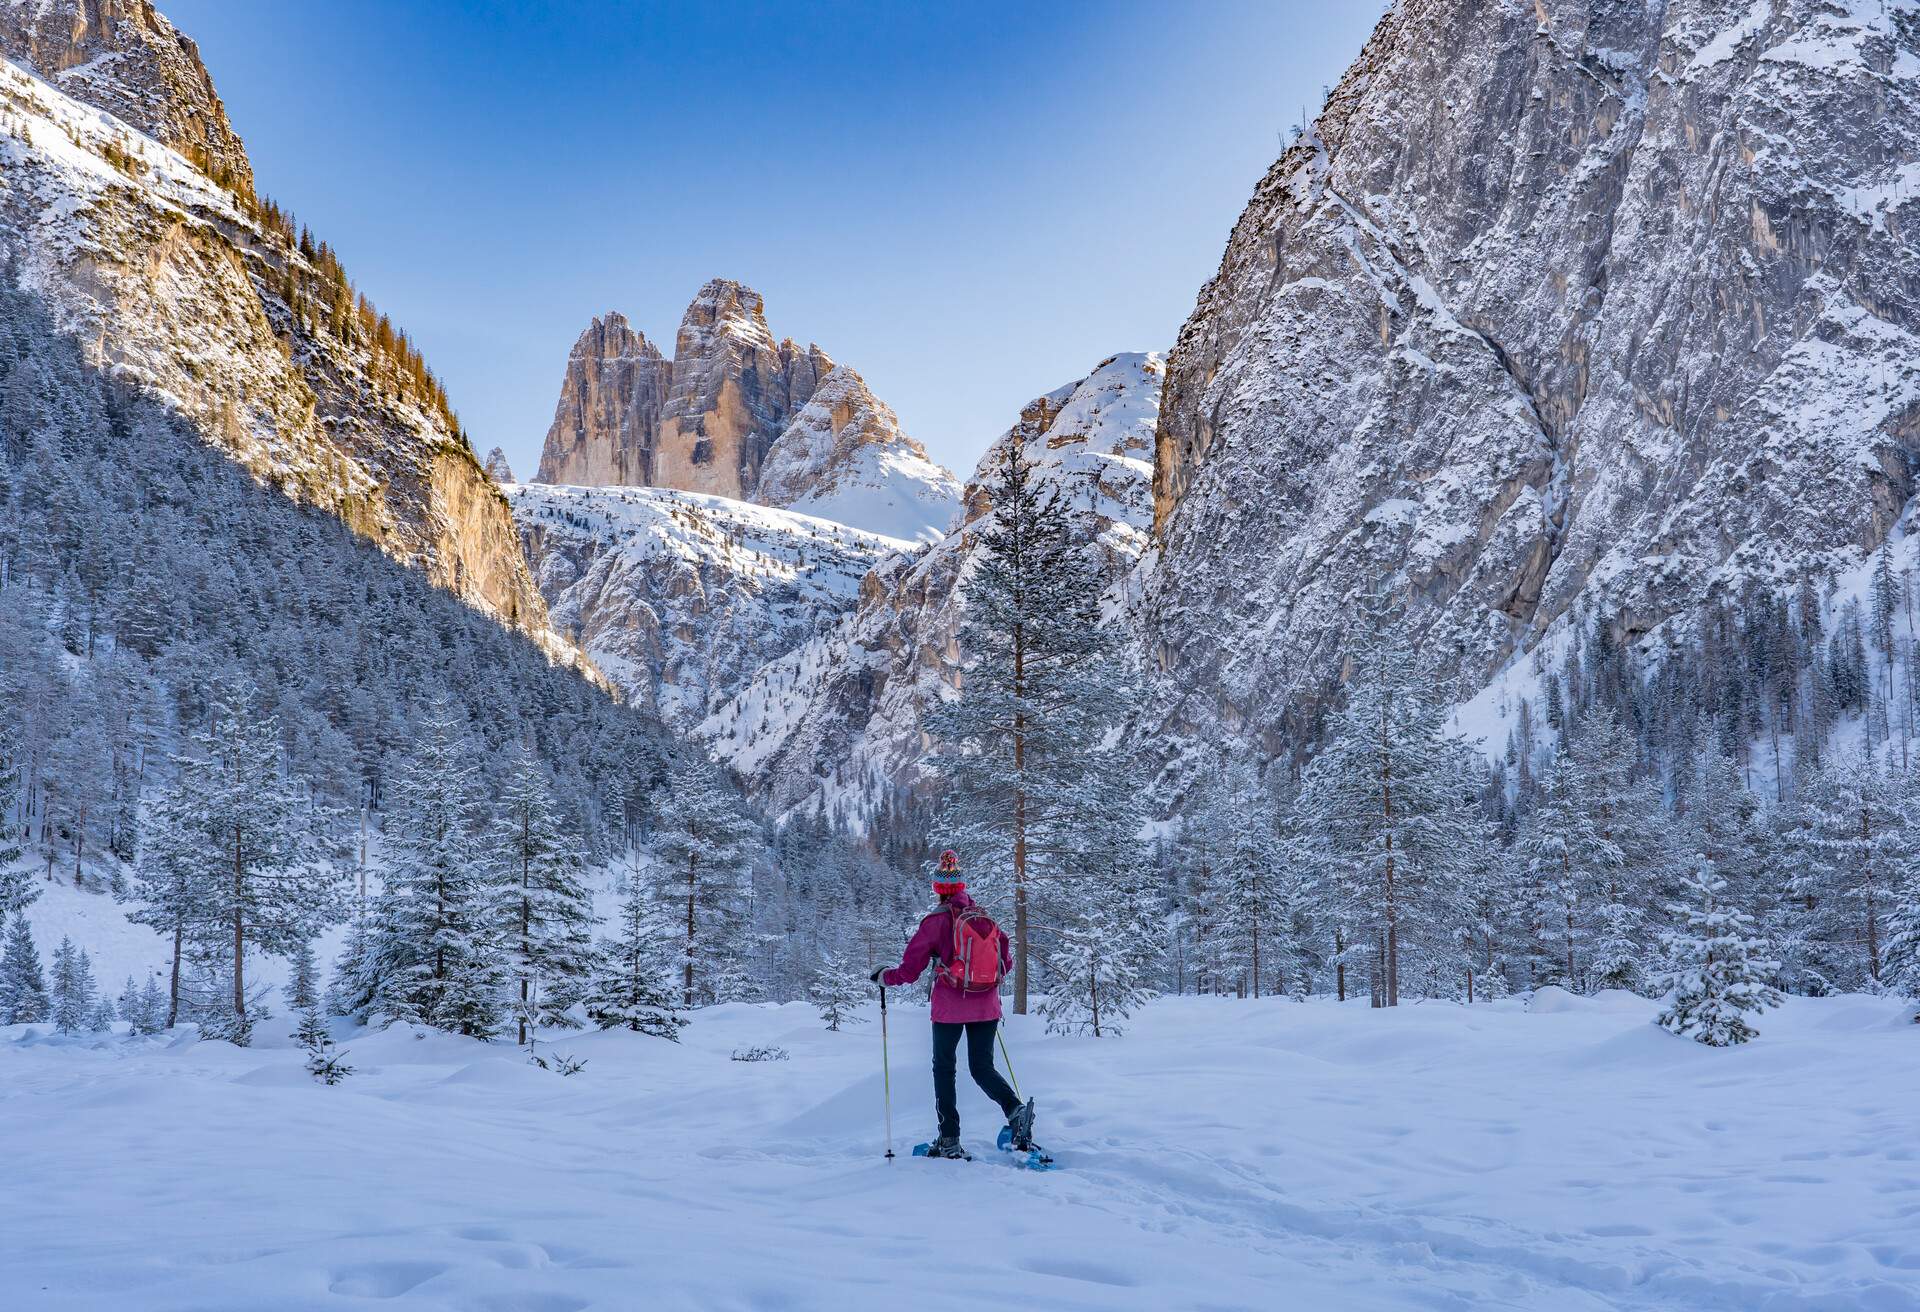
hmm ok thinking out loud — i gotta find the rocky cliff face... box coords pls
[535,311,670,488]
[702,352,1164,820]
[535,282,960,541]
[0,0,250,192]
[1143,0,1920,781]
[509,483,907,729]
[0,7,556,639]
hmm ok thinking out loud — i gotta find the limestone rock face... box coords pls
[534,312,669,487]
[0,0,251,194]
[483,447,515,484]
[653,279,829,501]
[0,19,556,642]
[533,282,960,540]
[701,352,1164,819]
[1142,0,1920,783]
[509,483,906,730]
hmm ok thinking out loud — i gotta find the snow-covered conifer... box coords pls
[810,944,867,1031]
[586,876,685,1039]
[653,759,759,1007]
[0,914,49,1023]
[1657,864,1783,1046]
[136,976,167,1033]
[49,936,95,1034]
[927,431,1127,1015]
[1296,606,1487,1005]
[1795,751,1906,989]
[297,1005,352,1084]
[135,685,339,1043]
[285,936,320,1014]
[373,699,506,1038]
[495,746,597,1042]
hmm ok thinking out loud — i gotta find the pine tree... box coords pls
[495,747,596,1043]
[116,975,142,1030]
[927,427,1124,1015]
[373,700,507,1038]
[1040,737,1160,1036]
[1296,607,1487,1005]
[1657,864,1783,1046]
[285,935,320,1013]
[87,991,115,1031]
[49,936,95,1034]
[0,913,49,1023]
[810,944,867,1031]
[1886,858,1920,1019]
[1795,751,1905,989]
[654,760,759,1007]
[297,1004,352,1084]
[134,686,339,1043]
[137,976,167,1033]
[586,875,685,1038]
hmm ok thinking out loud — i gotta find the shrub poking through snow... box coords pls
[1657,865,1782,1047]
[731,1044,788,1062]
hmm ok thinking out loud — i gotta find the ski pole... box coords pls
[997,1025,1021,1099]
[879,982,895,1162]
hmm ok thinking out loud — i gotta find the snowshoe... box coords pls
[996,1124,1056,1170]
[912,1135,971,1161]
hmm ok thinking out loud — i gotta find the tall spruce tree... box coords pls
[134,686,337,1043]
[0,913,48,1023]
[49,936,95,1034]
[928,428,1125,1014]
[1296,609,1487,1005]
[1657,863,1783,1046]
[653,759,758,1007]
[373,700,506,1038]
[495,746,597,1043]
[1795,751,1905,989]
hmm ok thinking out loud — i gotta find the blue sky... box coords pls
[163,1,1382,480]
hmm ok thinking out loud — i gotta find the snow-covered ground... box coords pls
[5,992,1917,1310]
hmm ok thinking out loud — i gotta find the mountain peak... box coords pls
[0,0,252,193]
[534,281,957,536]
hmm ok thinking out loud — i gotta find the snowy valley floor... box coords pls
[3,993,1919,1312]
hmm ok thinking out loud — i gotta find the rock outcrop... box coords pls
[1142,0,1920,783]
[483,446,515,484]
[0,7,556,640]
[702,352,1164,820]
[510,483,907,729]
[535,283,960,541]
[0,0,250,193]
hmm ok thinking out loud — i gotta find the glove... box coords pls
[869,966,886,984]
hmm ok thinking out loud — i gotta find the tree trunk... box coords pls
[1863,805,1881,981]
[166,923,182,1028]
[519,806,532,1046]
[232,824,246,1021]
[1012,620,1029,1017]
[684,851,698,1006]
[1378,697,1399,1006]
[1335,928,1346,1002]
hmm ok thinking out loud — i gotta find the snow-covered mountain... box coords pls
[535,284,961,542]
[1139,0,1920,787]
[702,352,1164,821]
[509,482,912,730]
[0,5,553,638]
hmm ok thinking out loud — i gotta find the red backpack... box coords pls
[937,904,1006,994]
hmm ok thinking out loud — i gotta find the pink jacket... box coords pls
[881,892,1008,1024]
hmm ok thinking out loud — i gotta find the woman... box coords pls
[871,851,1036,1160]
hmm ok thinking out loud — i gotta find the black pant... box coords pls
[932,1020,1020,1139]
